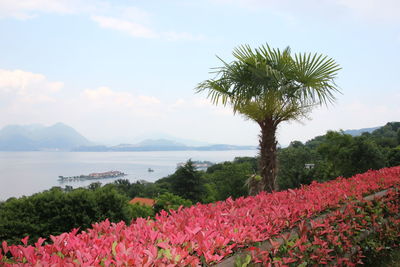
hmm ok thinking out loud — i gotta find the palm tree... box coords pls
[196,44,341,193]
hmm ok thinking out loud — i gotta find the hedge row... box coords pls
[234,189,400,266]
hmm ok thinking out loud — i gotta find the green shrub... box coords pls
[154,192,192,214]
[128,203,155,219]
[0,186,131,245]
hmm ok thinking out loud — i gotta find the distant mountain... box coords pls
[105,139,187,151]
[75,139,255,152]
[0,123,255,152]
[0,123,91,151]
[344,126,381,136]
[133,133,210,147]
[193,144,255,151]
[136,139,186,148]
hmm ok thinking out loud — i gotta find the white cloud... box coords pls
[212,0,400,22]
[81,86,162,116]
[195,98,234,116]
[0,69,63,103]
[331,0,400,21]
[118,6,152,24]
[82,86,136,107]
[163,31,206,42]
[0,0,90,19]
[138,95,160,105]
[210,0,303,11]
[0,1,205,41]
[91,15,158,39]
[169,98,186,109]
[91,15,205,41]
[167,97,233,116]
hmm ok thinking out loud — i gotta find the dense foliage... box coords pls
[113,157,257,204]
[154,193,192,214]
[155,160,204,203]
[1,167,400,266]
[277,122,400,190]
[248,190,400,266]
[0,186,131,245]
[203,159,255,201]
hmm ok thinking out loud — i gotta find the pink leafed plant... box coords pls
[1,166,400,266]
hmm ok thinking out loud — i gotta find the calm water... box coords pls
[0,150,256,200]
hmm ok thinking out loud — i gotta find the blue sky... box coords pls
[0,0,399,146]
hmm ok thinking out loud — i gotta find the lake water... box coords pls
[0,150,257,200]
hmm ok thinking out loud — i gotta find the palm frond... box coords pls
[293,52,341,105]
[196,43,341,123]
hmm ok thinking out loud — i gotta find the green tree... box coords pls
[92,185,131,222]
[204,161,253,200]
[397,129,400,145]
[201,183,218,203]
[197,44,340,193]
[316,131,354,178]
[388,147,400,167]
[87,182,102,190]
[168,160,204,202]
[139,183,166,199]
[113,179,132,196]
[277,141,318,189]
[128,203,155,219]
[154,192,192,214]
[370,122,400,148]
[317,132,385,178]
[233,157,259,171]
[348,136,386,174]
[113,179,164,199]
[0,186,131,245]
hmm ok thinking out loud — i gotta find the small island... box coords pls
[58,170,126,181]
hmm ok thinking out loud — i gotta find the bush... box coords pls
[0,186,131,245]
[204,161,252,200]
[128,203,154,219]
[249,190,400,266]
[154,192,192,214]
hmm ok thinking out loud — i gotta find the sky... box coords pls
[0,0,399,146]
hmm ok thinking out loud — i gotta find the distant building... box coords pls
[176,161,214,171]
[129,197,156,207]
[305,163,315,169]
[88,170,124,178]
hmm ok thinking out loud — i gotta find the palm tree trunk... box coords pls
[258,119,278,193]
